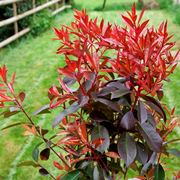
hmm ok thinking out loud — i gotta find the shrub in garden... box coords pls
[0,4,180,179]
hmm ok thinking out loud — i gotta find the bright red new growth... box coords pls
[50,5,178,109]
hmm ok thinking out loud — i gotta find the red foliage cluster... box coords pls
[51,5,179,110]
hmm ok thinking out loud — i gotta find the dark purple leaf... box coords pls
[141,152,157,174]
[53,101,79,128]
[157,90,164,101]
[39,168,49,176]
[142,95,166,122]
[93,166,104,180]
[107,80,127,89]
[96,98,120,112]
[91,125,110,153]
[90,110,108,122]
[40,148,50,161]
[147,113,156,128]
[98,86,117,97]
[53,96,89,128]
[84,72,96,92]
[63,76,76,86]
[138,101,147,124]
[111,89,130,99]
[33,104,50,116]
[154,164,165,180]
[136,142,148,164]
[117,133,137,167]
[3,109,20,118]
[138,122,162,152]
[120,111,136,130]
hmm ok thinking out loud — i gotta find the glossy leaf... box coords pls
[142,95,166,122]
[91,125,110,153]
[136,142,148,164]
[117,133,137,167]
[154,164,165,180]
[40,148,50,161]
[138,122,162,152]
[53,96,89,128]
[120,111,136,130]
[95,98,120,112]
[138,101,147,124]
[33,104,50,116]
[3,109,20,118]
[39,168,49,176]
[141,152,157,174]
[93,166,104,180]
[53,161,64,170]
[111,89,130,99]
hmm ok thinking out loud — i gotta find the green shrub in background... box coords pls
[157,0,180,25]
[0,0,54,42]
[157,0,172,9]
[29,9,53,36]
[174,6,180,25]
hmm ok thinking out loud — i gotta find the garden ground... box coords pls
[0,0,179,179]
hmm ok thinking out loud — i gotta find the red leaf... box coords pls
[122,15,134,28]
[92,138,105,149]
[53,161,64,170]
[79,123,88,143]
[0,65,8,83]
[105,151,120,159]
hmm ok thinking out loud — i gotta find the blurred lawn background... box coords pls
[0,0,179,179]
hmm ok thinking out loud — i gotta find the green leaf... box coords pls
[1,122,23,130]
[91,125,110,153]
[154,164,165,180]
[117,132,137,167]
[61,170,82,180]
[17,161,39,168]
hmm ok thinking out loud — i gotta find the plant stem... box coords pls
[6,83,71,171]
[163,138,180,145]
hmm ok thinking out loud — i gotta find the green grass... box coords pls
[0,0,179,179]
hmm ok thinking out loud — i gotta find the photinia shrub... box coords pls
[0,4,180,179]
